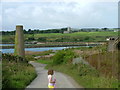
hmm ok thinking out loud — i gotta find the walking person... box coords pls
[48,69,56,89]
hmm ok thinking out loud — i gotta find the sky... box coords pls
[0,0,119,31]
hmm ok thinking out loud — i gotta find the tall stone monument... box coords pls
[67,27,71,32]
[63,27,72,33]
[14,25,25,57]
[107,37,119,51]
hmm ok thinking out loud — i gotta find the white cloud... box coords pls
[1,0,119,2]
[1,1,118,31]
[0,14,2,31]
[0,2,2,31]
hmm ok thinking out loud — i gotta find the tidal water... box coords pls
[0,44,14,46]
[0,44,30,46]
[0,44,91,53]
[0,47,69,53]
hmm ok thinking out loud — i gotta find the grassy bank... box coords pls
[2,54,37,89]
[36,46,119,88]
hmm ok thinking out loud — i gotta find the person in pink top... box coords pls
[48,69,56,89]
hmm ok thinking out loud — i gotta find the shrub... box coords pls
[52,49,75,65]
[52,50,65,65]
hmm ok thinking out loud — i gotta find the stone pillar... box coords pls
[14,25,25,57]
[67,27,71,32]
[108,40,115,52]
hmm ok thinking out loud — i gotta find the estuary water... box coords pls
[0,44,69,53]
[0,44,14,46]
[0,44,30,46]
[0,47,69,53]
[0,44,91,53]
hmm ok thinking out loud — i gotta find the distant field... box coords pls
[2,32,118,43]
[27,31,118,37]
[44,32,117,36]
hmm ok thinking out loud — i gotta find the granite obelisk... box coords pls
[14,25,25,57]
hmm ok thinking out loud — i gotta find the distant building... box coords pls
[114,30,118,32]
[113,28,119,32]
[64,27,72,33]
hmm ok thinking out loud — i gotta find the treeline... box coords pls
[1,28,67,35]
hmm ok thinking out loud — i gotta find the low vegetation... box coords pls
[52,49,76,65]
[2,54,37,89]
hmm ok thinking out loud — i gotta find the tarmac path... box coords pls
[26,61,83,89]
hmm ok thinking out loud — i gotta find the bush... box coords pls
[63,50,75,64]
[52,50,65,65]
[52,49,75,65]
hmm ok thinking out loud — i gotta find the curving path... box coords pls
[26,61,83,89]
